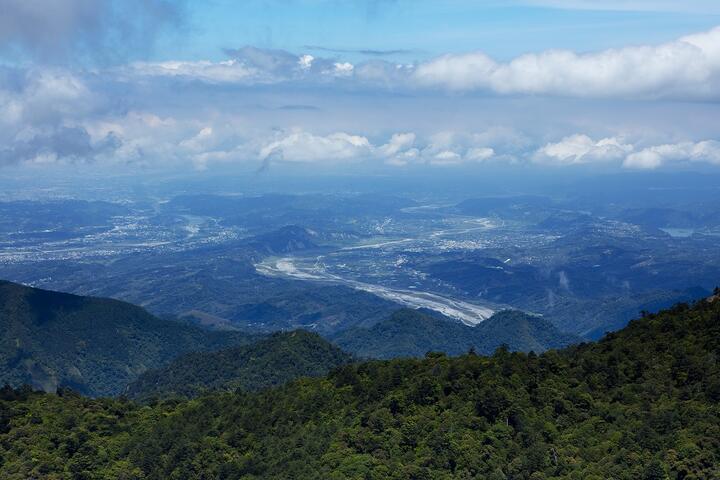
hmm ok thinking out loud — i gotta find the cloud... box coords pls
[118,25,720,101]
[0,0,185,64]
[624,140,720,169]
[413,26,720,99]
[253,130,498,168]
[258,130,372,164]
[378,133,416,157]
[533,135,720,169]
[466,147,495,162]
[126,46,354,84]
[3,51,720,172]
[223,46,301,75]
[534,134,632,165]
[0,125,119,165]
[0,67,119,166]
[408,132,496,166]
[125,60,261,83]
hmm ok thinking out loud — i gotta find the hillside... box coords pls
[126,330,353,401]
[243,225,320,255]
[0,280,254,396]
[1,295,718,478]
[332,308,579,359]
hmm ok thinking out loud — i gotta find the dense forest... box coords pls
[0,280,256,396]
[127,330,353,401]
[1,295,718,479]
[332,309,579,359]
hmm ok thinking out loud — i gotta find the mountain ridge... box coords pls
[126,329,353,401]
[0,280,255,396]
[332,308,579,359]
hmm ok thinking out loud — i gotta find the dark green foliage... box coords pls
[127,330,353,401]
[1,297,719,479]
[0,280,255,396]
[332,308,580,359]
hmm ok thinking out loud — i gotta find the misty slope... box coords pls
[0,280,254,396]
[126,330,353,401]
[332,308,579,359]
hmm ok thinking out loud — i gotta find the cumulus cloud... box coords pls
[532,134,720,169]
[0,126,119,165]
[624,140,720,169]
[258,130,372,164]
[534,134,633,165]
[413,26,720,99]
[254,129,496,168]
[0,67,120,166]
[405,131,496,166]
[466,147,495,162]
[378,133,416,157]
[117,25,720,100]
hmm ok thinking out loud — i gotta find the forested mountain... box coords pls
[1,295,719,478]
[332,308,579,359]
[0,280,255,396]
[127,330,353,401]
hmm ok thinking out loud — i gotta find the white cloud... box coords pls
[255,129,495,167]
[116,26,720,100]
[533,135,720,169]
[298,55,314,70]
[2,65,719,172]
[378,133,416,157]
[259,130,372,163]
[413,26,720,99]
[466,147,495,162]
[430,150,463,166]
[332,62,355,77]
[126,60,262,84]
[384,148,420,166]
[534,134,633,165]
[0,68,115,166]
[624,140,720,169]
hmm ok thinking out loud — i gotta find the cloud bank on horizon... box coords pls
[0,0,719,172]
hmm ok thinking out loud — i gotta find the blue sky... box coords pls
[0,0,719,174]
[168,0,720,62]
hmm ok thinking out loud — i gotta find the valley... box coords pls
[1,177,719,338]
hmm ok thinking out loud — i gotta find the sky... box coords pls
[1,0,720,175]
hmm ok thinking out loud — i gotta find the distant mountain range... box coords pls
[332,308,580,359]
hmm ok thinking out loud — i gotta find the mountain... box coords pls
[244,225,320,255]
[0,280,255,396]
[331,308,579,359]
[1,296,718,478]
[126,330,353,401]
